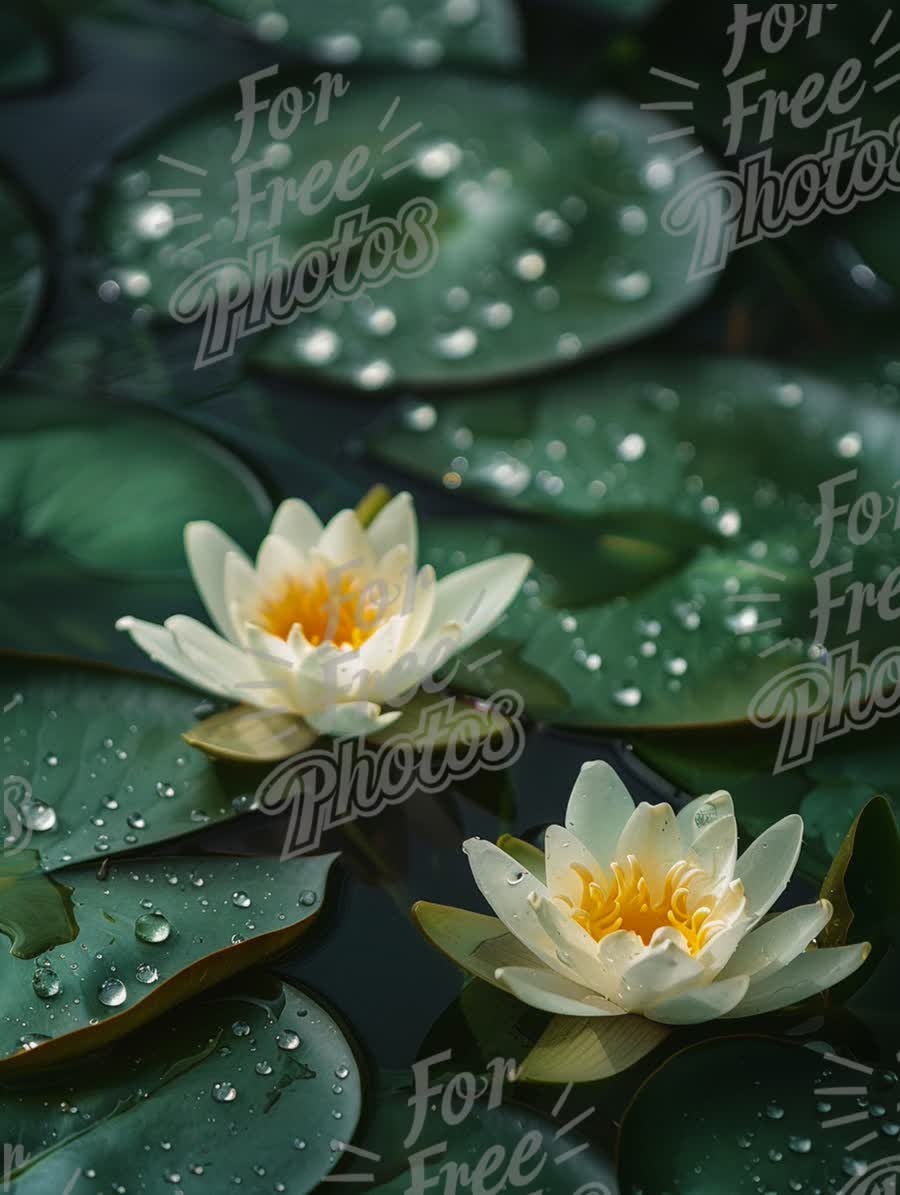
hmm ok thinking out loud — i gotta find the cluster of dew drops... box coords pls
[396,373,892,713]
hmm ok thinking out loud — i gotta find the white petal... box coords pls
[317,509,375,572]
[694,921,747,978]
[463,839,557,972]
[720,900,833,983]
[242,623,301,711]
[166,615,263,696]
[115,616,234,699]
[564,761,635,867]
[528,891,626,997]
[733,814,804,925]
[430,554,531,652]
[690,813,738,883]
[224,550,260,646]
[269,497,323,553]
[616,803,682,903]
[543,824,606,906]
[724,942,870,1018]
[396,565,437,652]
[677,790,734,846]
[375,621,463,703]
[367,491,417,565]
[618,939,704,1011]
[306,701,402,739]
[495,965,625,1017]
[184,521,251,644]
[255,533,304,591]
[645,975,750,1024]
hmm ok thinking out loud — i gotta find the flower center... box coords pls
[258,572,381,648]
[567,856,726,957]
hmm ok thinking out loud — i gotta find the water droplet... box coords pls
[617,433,646,462]
[765,1102,785,1120]
[212,1081,237,1103]
[135,912,171,943]
[127,812,147,830]
[44,752,59,767]
[613,686,642,708]
[32,967,61,999]
[21,800,57,832]
[232,1021,251,1037]
[98,977,127,1007]
[435,326,478,359]
[18,1033,52,1051]
[836,432,862,458]
[255,1060,273,1076]
[335,1065,350,1079]
[514,251,546,281]
[155,781,176,799]
[356,359,394,390]
[297,328,341,365]
[136,962,159,985]
[298,890,317,907]
[788,1136,812,1154]
[405,402,437,431]
[232,891,252,909]
[276,1029,301,1051]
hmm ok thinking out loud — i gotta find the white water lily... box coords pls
[117,492,530,739]
[461,762,869,1025]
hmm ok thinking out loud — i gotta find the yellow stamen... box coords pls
[258,571,380,647]
[566,855,725,957]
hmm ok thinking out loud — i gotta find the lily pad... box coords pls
[618,1035,891,1192]
[0,391,271,663]
[2,973,362,1192]
[0,850,335,1075]
[348,1070,618,1194]
[198,0,523,68]
[87,72,722,388]
[0,175,46,371]
[0,654,275,869]
[372,357,900,727]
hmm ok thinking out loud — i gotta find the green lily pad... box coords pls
[372,356,900,727]
[349,1070,617,1194]
[87,72,722,389]
[2,973,362,1192]
[198,0,523,68]
[0,391,271,663]
[0,175,46,371]
[0,654,277,869]
[618,1035,892,1193]
[0,850,335,1075]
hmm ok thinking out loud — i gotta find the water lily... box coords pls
[117,492,530,740]
[427,762,869,1025]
